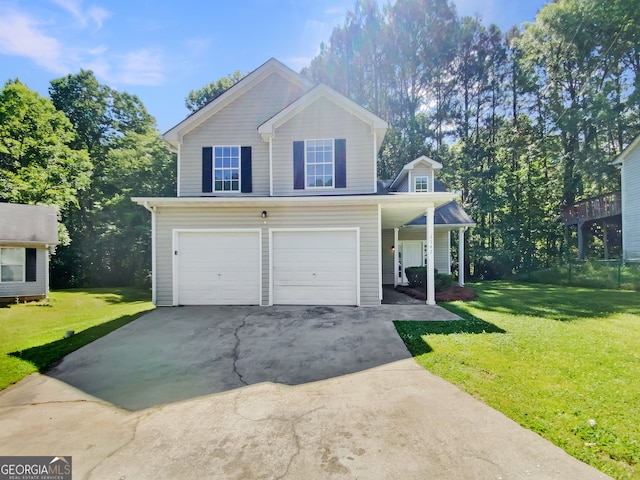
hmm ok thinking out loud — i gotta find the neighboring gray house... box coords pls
[134,59,473,307]
[0,203,58,301]
[612,134,640,260]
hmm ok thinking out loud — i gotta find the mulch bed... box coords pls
[396,284,478,302]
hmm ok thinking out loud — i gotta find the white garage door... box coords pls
[272,230,358,305]
[174,230,260,305]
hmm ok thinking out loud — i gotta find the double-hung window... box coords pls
[214,146,240,192]
[0,248,25,282]
[414,176,429,192]
[306,139,334,188]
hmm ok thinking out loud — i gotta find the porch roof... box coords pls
[132,193,458,230]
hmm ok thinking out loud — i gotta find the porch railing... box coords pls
[561,191,621,225]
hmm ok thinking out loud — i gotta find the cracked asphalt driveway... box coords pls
[0,305,611,479]
[45,304,458,410]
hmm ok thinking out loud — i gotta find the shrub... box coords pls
[405,266,427,288]
[404,267,453,292]
[435,273,454,292]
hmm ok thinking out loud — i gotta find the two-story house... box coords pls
[133,59,473,307]
[612,133,640,260]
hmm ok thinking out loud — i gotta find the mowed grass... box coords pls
[395,281,640,480]
[0,288,154,390]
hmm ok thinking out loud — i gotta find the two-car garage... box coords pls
[173,229,359,306]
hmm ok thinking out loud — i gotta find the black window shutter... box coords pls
[240,146,252,193]
[202,147,213,193]
[293,141,305,190]
[335,138,347,188]
[25,248,36,282]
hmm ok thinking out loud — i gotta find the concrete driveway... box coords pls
[0,304,610,479]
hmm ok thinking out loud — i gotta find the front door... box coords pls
[402,241,424,284]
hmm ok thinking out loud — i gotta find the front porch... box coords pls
[379,198,474,305]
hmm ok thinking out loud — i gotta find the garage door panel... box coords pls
[176,231,260,305]
[273,230,358,305]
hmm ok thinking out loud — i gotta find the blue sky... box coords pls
[0,0,547,133]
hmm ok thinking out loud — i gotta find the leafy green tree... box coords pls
[185,70,245,113]
[0,80,92,245]
[48,71,175,287]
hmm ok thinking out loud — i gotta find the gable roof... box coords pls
[611,133,640,166]
[407,201,475,227]
[258,84,388,151]
[163,58,314,150]
[389,156,443,190]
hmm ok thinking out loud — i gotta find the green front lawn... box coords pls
[0,288,154,390]
[395,281,640,480]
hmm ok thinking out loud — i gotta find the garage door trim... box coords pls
[269,227,360,306]
[172,228,262,306]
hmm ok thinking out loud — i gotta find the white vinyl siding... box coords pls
[178,72,306,197]
[272,97,375,196]
[411,164,434,192]
[153,204,380,306]
[0,247,47,299]
[621,148,640,259]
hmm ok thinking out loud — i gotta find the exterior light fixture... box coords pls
[261,211,267,218]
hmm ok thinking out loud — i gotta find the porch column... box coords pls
[393,227,399,287]
[426,206,435,305]
[458,227,466,286]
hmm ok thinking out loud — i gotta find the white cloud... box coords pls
[91,49,164,87]
[0,4,165,87]
[48,0,110,29]
[0,7,67,74]
[116,49,164,86]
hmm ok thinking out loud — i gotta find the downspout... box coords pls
[143,201,157,305]
[269,136,274,197]
[45,244,50,300]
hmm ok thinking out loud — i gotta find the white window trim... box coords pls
[305,138,335,189]
[213,145,241,193]
[0,247,26,283]
[414,175,429,192]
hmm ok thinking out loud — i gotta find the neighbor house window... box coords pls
[214,146,240,191]
[414,176,429,192]
[306,139,334,188]
[0,248,24,282]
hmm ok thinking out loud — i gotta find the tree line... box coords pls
[0,72,175,288]
[302,0,640,276]
[1,0,638,286]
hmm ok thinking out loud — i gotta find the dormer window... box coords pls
[415,176,429,192]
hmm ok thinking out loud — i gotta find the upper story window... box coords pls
[414,176,429,192]
[306,139,334,188]
[214,146,240,191]
[1,247,24,282]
